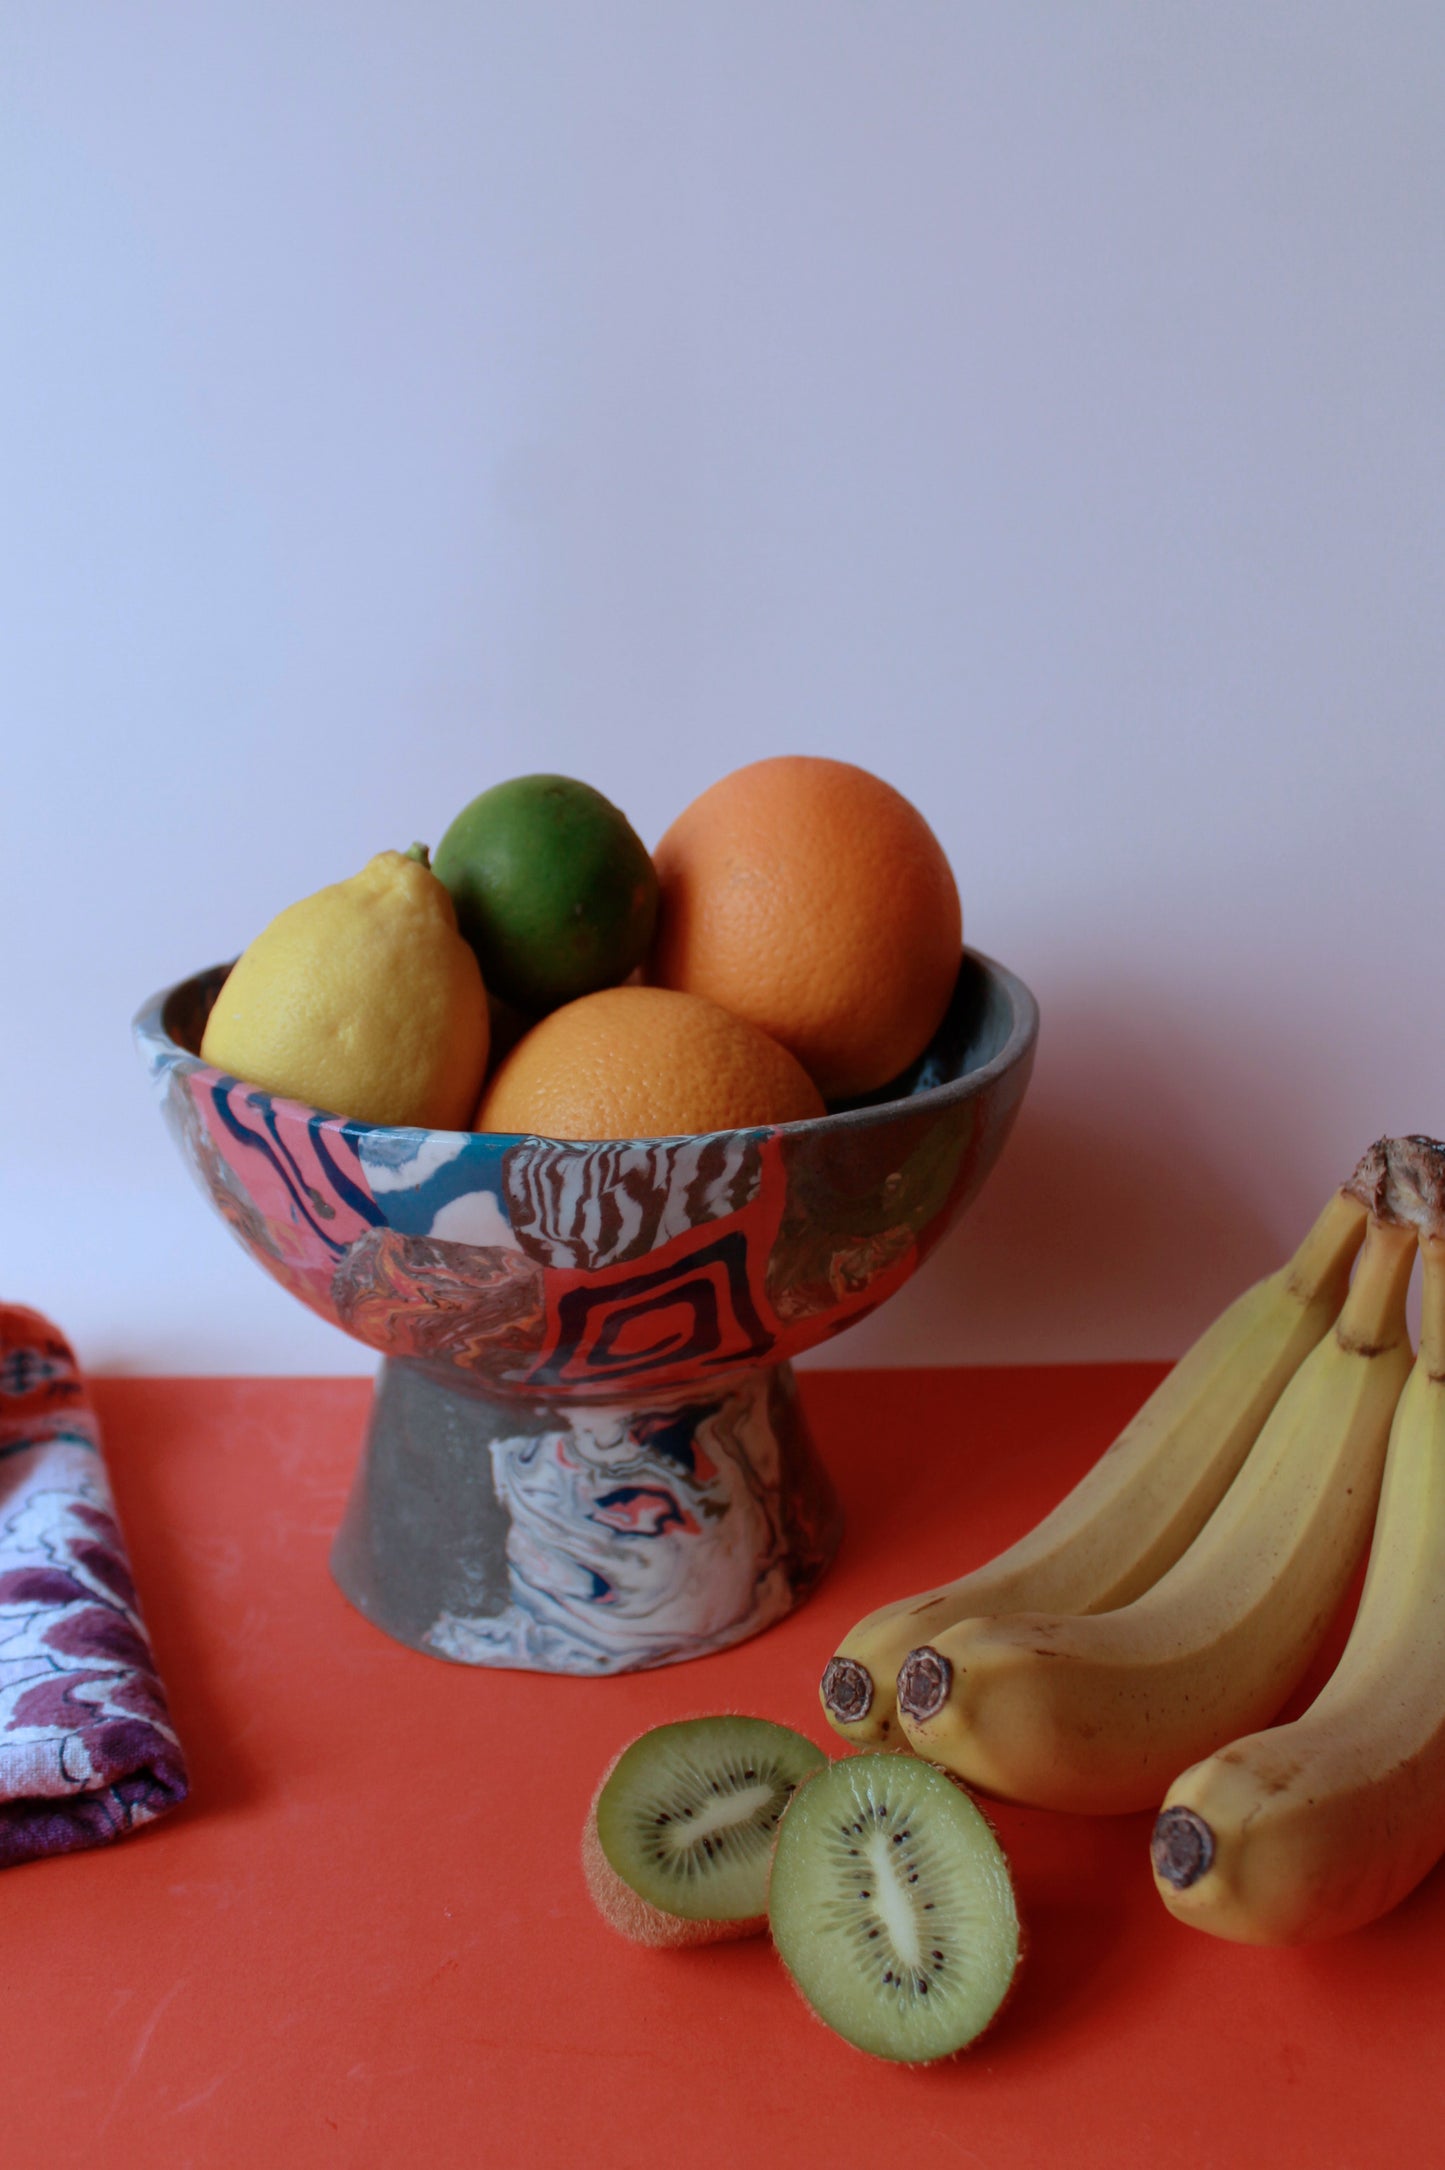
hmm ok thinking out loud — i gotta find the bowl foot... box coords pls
[330,1358,842,1673]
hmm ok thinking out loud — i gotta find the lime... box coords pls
[432,774,659,1014]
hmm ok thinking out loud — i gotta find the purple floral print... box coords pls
[0,1307,188,1866]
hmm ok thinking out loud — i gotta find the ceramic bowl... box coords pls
[135,950,1037,1674]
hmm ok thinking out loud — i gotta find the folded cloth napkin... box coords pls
[0,1306,188,1865]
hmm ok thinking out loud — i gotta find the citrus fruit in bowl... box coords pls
[198,849,490,1129]
[649,754,963,1099]
[432,773,658,1015]
[475,986,826,1140]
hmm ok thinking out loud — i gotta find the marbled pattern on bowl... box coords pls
[136,950,1036,1399]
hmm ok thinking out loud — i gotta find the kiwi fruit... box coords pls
[583,1715,829,1948]
[768,1752,1020,2062]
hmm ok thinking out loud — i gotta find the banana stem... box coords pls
[1419,1236,1445,1379]
[1283,1189,1369,1305]
[1335,1216,1417,1352]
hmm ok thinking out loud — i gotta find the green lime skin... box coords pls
[432,774,659,1015]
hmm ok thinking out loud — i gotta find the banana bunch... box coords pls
[820,1164,1373,1744]
[824,1133,1445,1944]
[892,1197,1415,1812]
[1152,1145,1445,1944]
[820,1137,1445,1953]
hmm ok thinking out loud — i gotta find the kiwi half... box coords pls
[768,1753,1020,2062]
[583,1715,829,1948]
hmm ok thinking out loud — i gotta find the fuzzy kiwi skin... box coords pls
[580,1719,823,1949]
[769,1755,1024,2065]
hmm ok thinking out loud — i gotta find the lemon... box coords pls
[432,774,658,1015]
[200,850,491,1128]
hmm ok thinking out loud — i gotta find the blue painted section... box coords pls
[351,1126,514,1236]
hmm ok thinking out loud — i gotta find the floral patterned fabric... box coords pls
[0,1306,188,1865]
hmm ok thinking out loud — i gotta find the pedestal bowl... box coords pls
[134,950,1037,1674]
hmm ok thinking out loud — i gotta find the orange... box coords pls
[474,985,825,1141]
[649,755,962,1099]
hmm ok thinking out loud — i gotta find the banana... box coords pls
[1153,1166,1445,1942]
[819,1177,1370,1745]
[894,1201,1417,1813]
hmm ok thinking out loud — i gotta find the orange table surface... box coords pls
[8,1366,1443,2169]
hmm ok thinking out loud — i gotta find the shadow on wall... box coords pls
[818,987,1338,1367]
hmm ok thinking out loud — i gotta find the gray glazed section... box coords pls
[330,1357,843,1670]
[331,1361,537,1645]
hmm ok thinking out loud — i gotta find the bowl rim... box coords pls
[133,944,1039,1149]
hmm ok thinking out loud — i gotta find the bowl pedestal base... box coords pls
[330,1356,843,1674]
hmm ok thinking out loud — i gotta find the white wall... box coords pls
[3,3,1442,1374]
